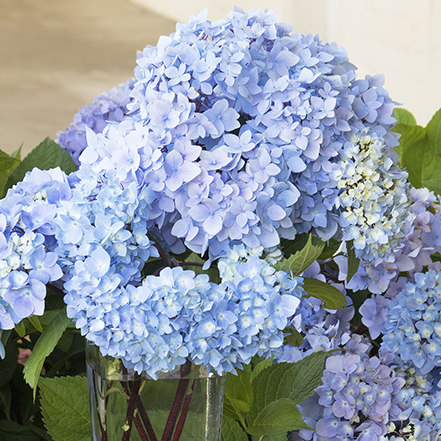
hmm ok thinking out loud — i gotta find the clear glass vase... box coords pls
[86,343,226,441]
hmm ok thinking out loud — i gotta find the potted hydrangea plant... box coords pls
[1,6,441,441]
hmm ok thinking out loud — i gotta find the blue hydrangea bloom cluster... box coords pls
[293,337,405,441]
[0,168,71,329]
[62,242,303,377]
[48,112,305,376]
[390,365,441,440]
[379,270,441,375]
[56,78,135,165]
[126,7,408,263]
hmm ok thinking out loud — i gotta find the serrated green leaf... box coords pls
[302,277,346,309]
[395,120,441,195]
[246,399,310,437]
[394,108,417,126]
[277,351,328,404]
[0,147,22,198]
[0,420,41,441]
[283,327,304,347]
[0,149,21,169]
[23,309,72,399]
[346,241,360,283]
[248,363,292,425]
[221,418,249,441]
[426,108,441,156]
[224,369,253,424]
[249,357,273,384]
[39,376,90,441]
[6,137,77,189]
[0,338,18,388]
[275,234,325,277]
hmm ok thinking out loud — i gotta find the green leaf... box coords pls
[318,238,341,260]
[0,338,18,388]
[394,108,417,126]
[277,351,329,404]
[249,357,273,384]
[6,137,77,189]
[0,147,21,198]
[259,436,287,441]
[248,353,328,430]
[15,321,26,338]
[11,364,40,426]
[0,383,12,419]
[346,241,360,283]
[0,149,21,169]
[248,363,292,426]
[395,116,441,195]
[426,108,441,156]
[27,315,44,333]
[39,376,90,441]
[185,252,221,284]
[246,399,310,437]
[23,309,72,399]
[275,234,325,277]
[223,369,253,424]
[395,124,427,188]
[283,327,304,347]
[0,330,11,347]
[0,420,41,441]
[302,277,346,309]
[221,418,249,441]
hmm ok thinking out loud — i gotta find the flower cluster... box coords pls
[379,270,441,375]
[332,133,409,263]
[64,244,303,378]
[123,7,408,263]
[0,6,419,400]
[293,337,405,441]
[334,187,441,295]
[390,365,441,440]
[56,78,135,165]
[0,168,71,329]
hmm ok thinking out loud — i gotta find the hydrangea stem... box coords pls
[133,413,150,441]
[160,378,190,441]
[136,395,158,441]
[171,380,195,441]
[122,375,142,441]
[161,361,192,441]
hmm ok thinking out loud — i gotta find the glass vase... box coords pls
[86,343,226,441]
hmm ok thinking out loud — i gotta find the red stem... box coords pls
[171,380,195,441]
[136,395,159,441]
[122,377,142,441]
[134,414,151,441]
[160,378,190,441]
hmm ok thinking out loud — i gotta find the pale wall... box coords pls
[131,0,441,126]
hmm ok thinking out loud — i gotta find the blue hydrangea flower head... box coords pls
[0,168,72,328]
[56,78,135,165]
